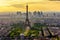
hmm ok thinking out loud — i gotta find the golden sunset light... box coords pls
[0,0,60,40]
[0,0,60,12]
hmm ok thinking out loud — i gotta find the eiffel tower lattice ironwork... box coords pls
[25,5,31,27]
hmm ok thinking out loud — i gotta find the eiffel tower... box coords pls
[25,5,31,28]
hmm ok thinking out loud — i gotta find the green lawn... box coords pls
[9,23,47,38]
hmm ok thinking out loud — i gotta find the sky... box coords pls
[0,0,60,12]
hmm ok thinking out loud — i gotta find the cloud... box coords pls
[11,2,43,7]
[11,4,25,8]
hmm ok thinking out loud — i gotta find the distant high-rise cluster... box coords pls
[16,11,60,18]
[0,11,60,26]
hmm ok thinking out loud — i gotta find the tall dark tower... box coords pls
[24,5,31,36]
[25,5,31,28]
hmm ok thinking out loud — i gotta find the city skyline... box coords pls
[0,3,60,40]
